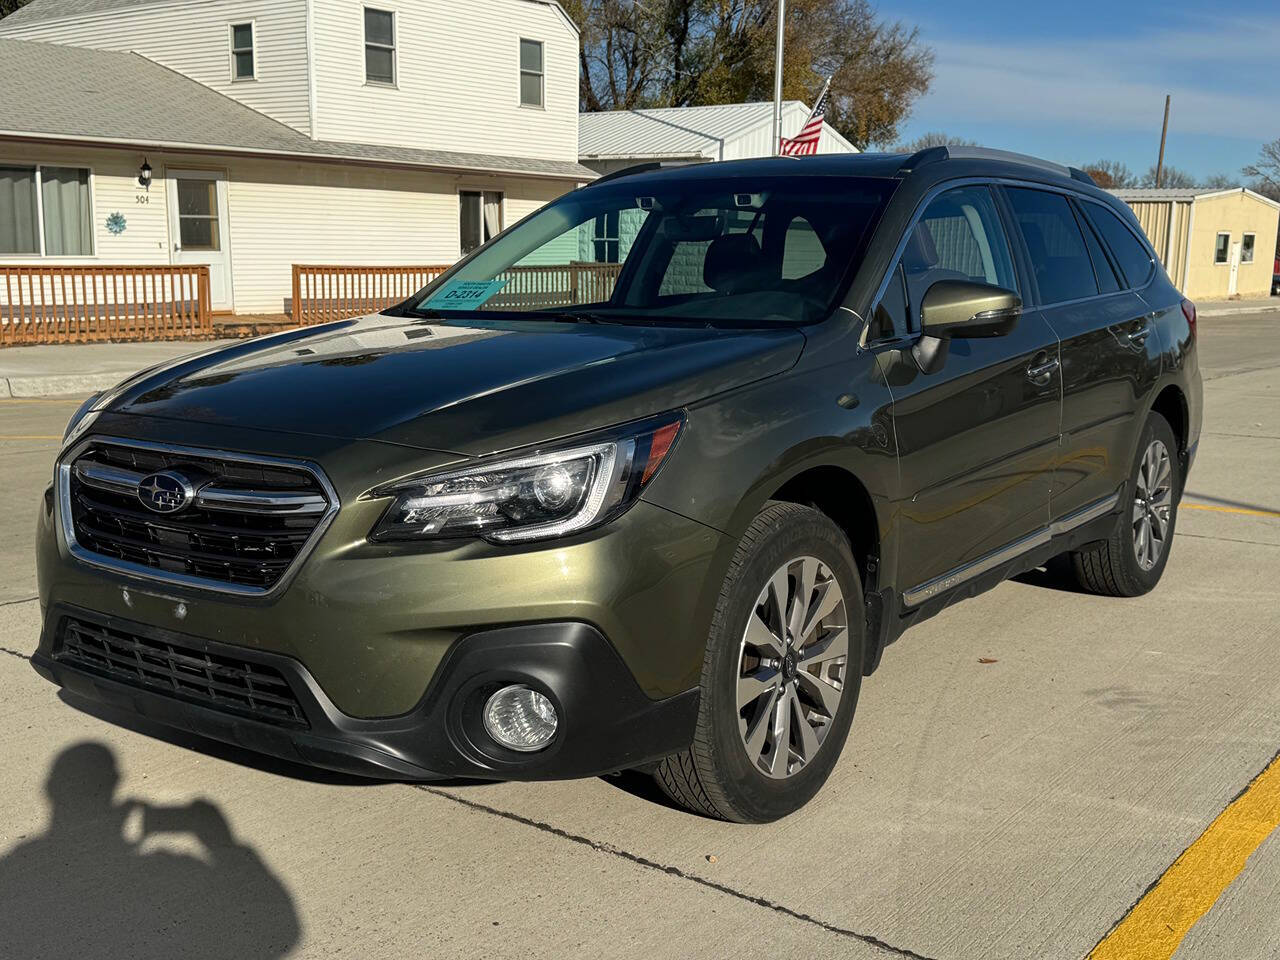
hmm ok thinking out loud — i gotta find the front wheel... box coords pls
[1070,412,1181,597]
[654,502,865,822]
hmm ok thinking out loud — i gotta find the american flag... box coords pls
[779,81,830,157]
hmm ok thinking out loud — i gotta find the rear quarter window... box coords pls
[1082,203,1155,288]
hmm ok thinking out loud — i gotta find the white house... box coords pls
[0,0,594,323]
[578,101,858,176]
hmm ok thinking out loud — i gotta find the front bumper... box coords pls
[35,419,730,779]
[33,609,698,780]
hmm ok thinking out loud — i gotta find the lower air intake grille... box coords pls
[56,617,309,728]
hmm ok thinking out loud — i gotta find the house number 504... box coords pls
[135,195,150,203]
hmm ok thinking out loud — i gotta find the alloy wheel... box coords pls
[1133,439,1173,571]
[736,556,848,779]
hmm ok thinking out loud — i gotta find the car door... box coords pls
[872,184,1061,608]
[1001,187,1162,524]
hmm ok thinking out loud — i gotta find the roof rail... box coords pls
[585,162,663,187]
[899,145,1078,181]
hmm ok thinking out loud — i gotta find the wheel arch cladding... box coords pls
[769,465,881,589]
[1151,384,1189,458]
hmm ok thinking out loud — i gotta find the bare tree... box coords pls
[1079,160,1137,190]
[1243,138,1280,203]
[895,131,978,153]
[1199,173,1240,190]
[564,0,934,149]
[1141,164,1195,189]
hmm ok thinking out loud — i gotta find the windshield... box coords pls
[410,175,895,325]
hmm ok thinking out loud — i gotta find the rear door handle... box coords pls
[1026,354,1059,385]
[1127,321,1151,345]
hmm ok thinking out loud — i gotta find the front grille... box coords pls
[56,617,309,727]
[65,440,333,592]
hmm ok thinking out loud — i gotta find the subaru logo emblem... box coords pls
[137,471,194,514]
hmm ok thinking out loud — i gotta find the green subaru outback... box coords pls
[34,148,1202,821]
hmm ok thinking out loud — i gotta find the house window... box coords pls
[0,165,93,256]
[364,8,396,86]
[460,190,502,255]
[592,212,619,262]
[1214,232,1230,264]
[0,165,38,254]
[1242,232,1256,264]
[519,38,544,107]
[230,23,255,80]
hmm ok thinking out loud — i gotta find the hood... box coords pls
[102,314,805,456]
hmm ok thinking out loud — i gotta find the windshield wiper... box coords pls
[525,310,621,324]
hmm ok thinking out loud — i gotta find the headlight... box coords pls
[62,392,102,445]
[368,414,683,543]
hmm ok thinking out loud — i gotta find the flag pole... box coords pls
[772,0,786,156]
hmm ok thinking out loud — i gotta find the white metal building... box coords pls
[578,101,858,175]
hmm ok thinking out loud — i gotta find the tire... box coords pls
[654,502,865,822]
[1070,412,1181,597]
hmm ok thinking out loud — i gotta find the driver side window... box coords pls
[898,186,1018,332]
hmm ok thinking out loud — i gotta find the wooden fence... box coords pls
[291,262,625,325]
[0,265,212,346]
[291,265,452,326]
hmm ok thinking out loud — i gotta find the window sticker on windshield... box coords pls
[426,279,509,311]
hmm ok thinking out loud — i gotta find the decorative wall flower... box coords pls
[106,212,127,235]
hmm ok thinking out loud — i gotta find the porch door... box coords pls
[168,170,233,310]
[1228,241,1241,296]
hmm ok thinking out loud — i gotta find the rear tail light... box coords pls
[1181,299,1197,340]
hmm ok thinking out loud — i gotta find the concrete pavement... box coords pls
[0,339,236,398]
[0,313,1277,959]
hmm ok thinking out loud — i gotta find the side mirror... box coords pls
[920,280,1021,339]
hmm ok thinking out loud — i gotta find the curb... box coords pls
[1,373,125,399]
[1198,303,1280,318]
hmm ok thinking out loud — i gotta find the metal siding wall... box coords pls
[1166,202,1191,291]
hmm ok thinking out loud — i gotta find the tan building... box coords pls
[1111,188,1279,301]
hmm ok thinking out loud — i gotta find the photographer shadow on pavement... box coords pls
[0,741,300,960]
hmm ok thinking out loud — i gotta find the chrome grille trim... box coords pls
[57,436,340,598]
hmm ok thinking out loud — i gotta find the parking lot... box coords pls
[0,309,1277,960]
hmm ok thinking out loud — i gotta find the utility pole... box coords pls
[772,0,786,156]
[1155,95,1171,188]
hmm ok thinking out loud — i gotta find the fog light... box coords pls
[483,685,558,752]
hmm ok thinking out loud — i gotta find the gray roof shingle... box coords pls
[0,38,594,180]
[0,0,156,27]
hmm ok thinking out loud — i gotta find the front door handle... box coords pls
[1026,354,1059,385]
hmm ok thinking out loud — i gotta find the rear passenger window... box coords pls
[1005,188,1098,304]
[1082,203,1155,288]
[900,186,1018,323]
[1074,205,1121,295]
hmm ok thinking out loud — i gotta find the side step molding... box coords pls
[901,492,1121,609]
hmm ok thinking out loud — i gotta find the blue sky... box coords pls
[886,1,1278,181]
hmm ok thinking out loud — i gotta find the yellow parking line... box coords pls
[0,434,60,440]
[1183,503,1280,519]
[1088,751,1280,959]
